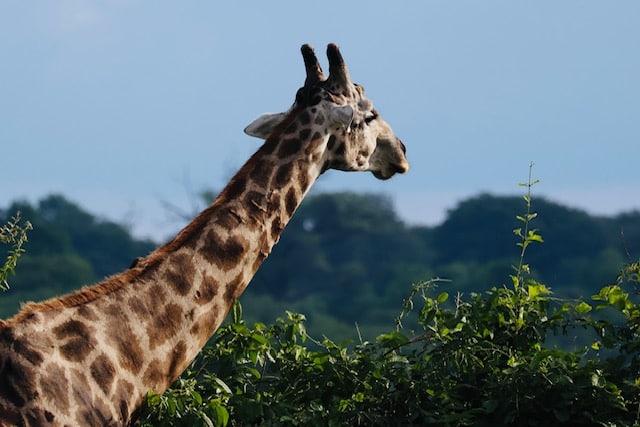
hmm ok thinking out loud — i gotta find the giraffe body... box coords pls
[0,44,408,426]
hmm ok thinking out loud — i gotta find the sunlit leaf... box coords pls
[575,301,592,315]
[436,292,449,303]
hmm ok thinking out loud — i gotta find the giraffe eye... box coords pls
[364,110,378,124]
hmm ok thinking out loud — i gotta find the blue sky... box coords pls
[1,2,638,240]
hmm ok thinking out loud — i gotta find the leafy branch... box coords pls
[1,211,32,291]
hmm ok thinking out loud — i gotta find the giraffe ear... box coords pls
[329,105,354,128]
[244,112,288,139]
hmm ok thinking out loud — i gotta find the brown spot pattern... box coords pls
[249,159,274,185]
[165,253,195,296]
[113,325,144,374]
[115,379,134,421]
[277,137,300,158]
[39,363,69,412]
[70,369,98,423]
[0,359,30,407]
[143,359,164,389]
[270,218,285,243]
[190,308,219,343]
[245,190,267,219]
[128,296,147,318]
[298,168,310,191]
[274,162,294,187]
[77,305,98,320]
[0,401,21,426]
[129,284,167,319]
[78,398,112,427]
[253,250,268,274]
[53,320,95,362]
[223,175,247,201]
[104,303,121,317]
[13,339,43,366]
[147,302,182,349]
[215,207,241,230]
[196,274,219,305]
[168,341,187,382]
[223,274,244,306]
[200,229,247,272]
[285,187,298,218]
[299,128,311,140]
[90,354,116,395]
[25,412,40,425]
[286,120,298,132]
[298,110,311,125]
[327,134,337,150]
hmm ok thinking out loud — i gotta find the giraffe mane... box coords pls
[1,270,134,326]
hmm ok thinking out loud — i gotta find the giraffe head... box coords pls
[245,43,409,180]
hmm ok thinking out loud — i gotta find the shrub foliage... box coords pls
[138,172,640,426]
[137,266,640,426]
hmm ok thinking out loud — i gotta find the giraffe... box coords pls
[0,43,409,426]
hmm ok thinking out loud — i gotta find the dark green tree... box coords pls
[0,195,156,318]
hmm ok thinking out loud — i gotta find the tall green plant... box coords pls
[512,162,543,290]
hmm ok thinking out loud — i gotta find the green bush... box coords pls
[138,169,640,426]
[138,268,640,426]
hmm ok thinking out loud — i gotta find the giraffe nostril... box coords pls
[392,163,407,174]
[398,139,406,154]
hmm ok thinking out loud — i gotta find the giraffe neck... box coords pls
[0,107,330,426]
[143,105,328,359]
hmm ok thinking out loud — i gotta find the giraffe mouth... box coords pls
[373,171,392,180]
[372,162,409,180]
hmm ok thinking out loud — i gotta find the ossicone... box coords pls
[301,44,325,86]
[300,43,352,90]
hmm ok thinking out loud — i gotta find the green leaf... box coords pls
[246,367,262,379]
[231,323,251,336]
[200,413,215,427]
[526,230,543,242]
[251,333,268,345]
[190,390,203,406]
[436,292,449,304]
[527,283,549,299]
[211,404,230,427]
[353,392,365,403]
[212,377,232,395]
[376,331,410,348]
[312,353,330,367]
[232,300,243,324]
[575,301,592,315]
[146,391,162,407]
[167,398,176,415]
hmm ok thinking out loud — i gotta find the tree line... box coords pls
[1,192,639,340]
